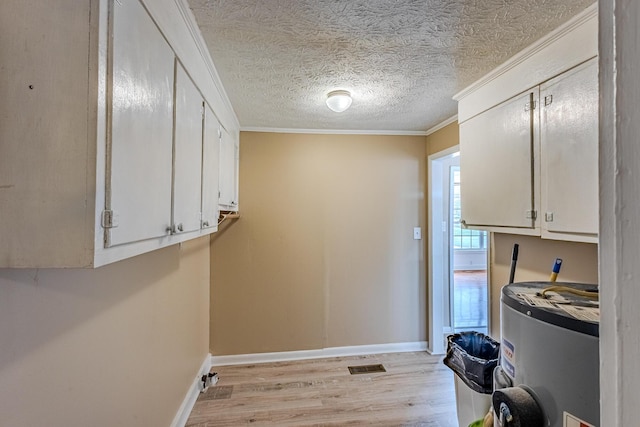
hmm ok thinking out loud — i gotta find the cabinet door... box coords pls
[201,104,220,230]
[460,91,537,229]
[540,58,598,239]
[108,0,174,246]
[219,127,239,210]
[173,63,203,234]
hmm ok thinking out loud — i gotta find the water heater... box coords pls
[495,282,599,427]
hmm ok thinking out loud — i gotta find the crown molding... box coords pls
[240,127,428,136]
[425,115,458,136]
[174,0,240,129]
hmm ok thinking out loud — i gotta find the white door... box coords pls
[450,165,488,334]
[540,58,598,237]
[219,127,238,210]
[459,90,538,229]
[173,63,203,234]
[201,104,220,230]
[429,148,490,354]
[107,0,174,246]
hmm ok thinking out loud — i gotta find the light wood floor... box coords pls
[453,270,488,333]
[186,352,458,427]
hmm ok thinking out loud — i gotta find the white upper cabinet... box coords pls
[201,105,221,230]
[540,58,598,242]
[460,90,538,231]
[219,127,239,211]
[0,0,238,267]
[455,6,598,243]
[172,63,204,235]
[108,0,175,247]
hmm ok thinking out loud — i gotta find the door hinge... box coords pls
[524,101,536,112]
[525,210,537,220]
[101,210,119,229]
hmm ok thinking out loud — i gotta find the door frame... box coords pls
[428,145,492,354]
[427,145,459,354]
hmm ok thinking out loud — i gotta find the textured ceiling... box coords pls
[188,0,594,132]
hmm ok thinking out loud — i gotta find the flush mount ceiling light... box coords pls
[326,90,352,112]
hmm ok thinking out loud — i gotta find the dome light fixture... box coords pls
[326,90,352,112]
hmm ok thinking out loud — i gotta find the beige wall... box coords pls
[425,121,599,338]
[0,237,210,427]
[210,132,427,355]
[489,233,597,336]
[426,121,459,156]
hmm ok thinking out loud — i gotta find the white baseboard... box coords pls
[210,341,428,367]
[171,353,212,427]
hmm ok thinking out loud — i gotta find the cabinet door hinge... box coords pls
[544,95,553,106]
[545,212,554,222]
[101,210,119,229]
[525,210,537,220]
[524,101,537,112]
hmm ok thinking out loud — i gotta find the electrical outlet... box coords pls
[200,372,219,393]
[208,372,219,386]
[413,227,422,240]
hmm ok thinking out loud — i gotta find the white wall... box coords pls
[599,1,640,425]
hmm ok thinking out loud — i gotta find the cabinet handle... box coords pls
[166,224,185,234]
[203,221,209,227]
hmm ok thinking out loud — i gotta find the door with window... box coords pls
[451,166,488,334]
[428,149,490,354]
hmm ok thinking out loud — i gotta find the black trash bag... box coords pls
[443,331,500,394]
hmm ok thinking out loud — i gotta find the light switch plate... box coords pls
[413,227,422,240]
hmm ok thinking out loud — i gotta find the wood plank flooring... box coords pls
[186,352,458,427]
[453,270,488,333]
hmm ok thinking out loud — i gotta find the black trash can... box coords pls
[443,331,500,427]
